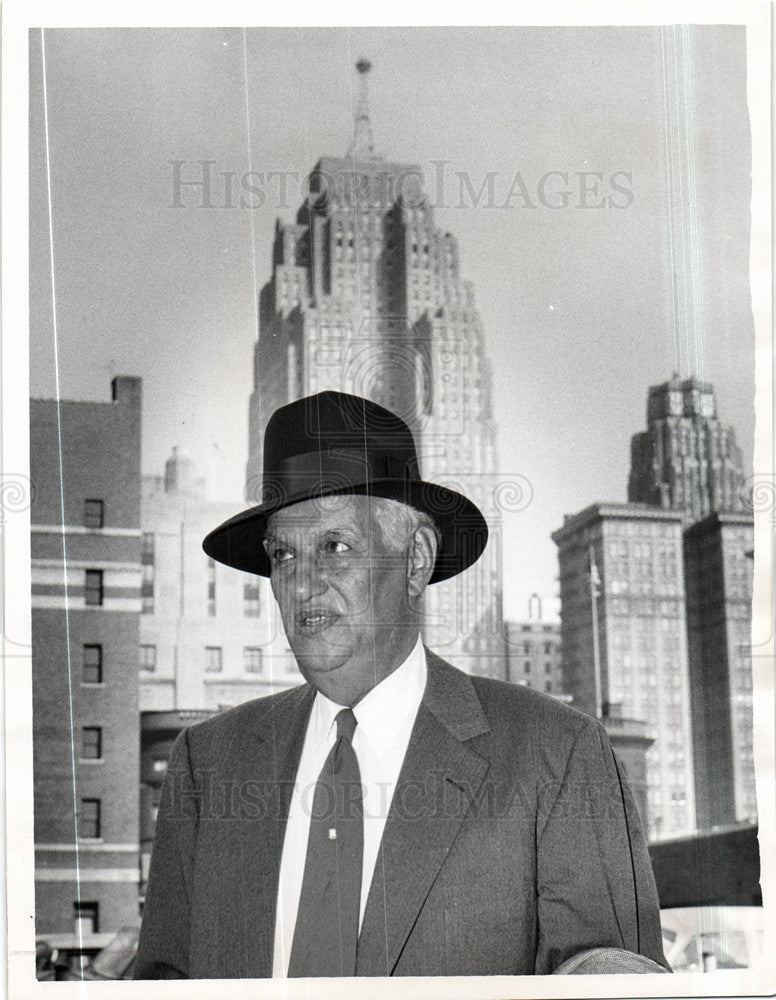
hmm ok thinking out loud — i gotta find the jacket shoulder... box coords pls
[180,682,310,751]
[426,649,604,761]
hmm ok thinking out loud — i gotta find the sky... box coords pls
[28,24,757,621]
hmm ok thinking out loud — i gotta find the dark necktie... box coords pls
[287,707,364,977]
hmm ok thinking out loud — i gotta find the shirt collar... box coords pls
[311,634,427,749]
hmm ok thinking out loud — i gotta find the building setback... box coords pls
[139,447,298,715]
[246,62,505,677]
[552,503,695,840]
[30,377,143,945]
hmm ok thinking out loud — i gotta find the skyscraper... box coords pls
[246,61,505,674]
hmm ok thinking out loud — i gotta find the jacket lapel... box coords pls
[356,653,491,976]
[231,683,315,978]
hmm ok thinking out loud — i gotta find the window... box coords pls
[141,532,155,562]
[207,559,216,617]
[84,570,103,606]
[205,646,222,673]
[140,534,155,612]
[243,647,263,674]
[79,798,101,839]
[74,901,99,935]
[82,644,102,684]
[81,727,102,760]
[544,681,552,693]
[83,500,104,529]
[141,566,154,614]
[139,644,156,672]
[243,579,260,617]
[544,642,553,655]
[523,660,531,674]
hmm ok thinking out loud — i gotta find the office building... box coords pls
[684,511,756,827]
[553,503,695,839]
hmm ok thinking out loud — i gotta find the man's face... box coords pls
[264,495,419,706]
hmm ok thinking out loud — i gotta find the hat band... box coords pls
[262,448,421,505]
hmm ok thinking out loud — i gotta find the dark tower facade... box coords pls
[246,62,505,675]
[628,375,747,522]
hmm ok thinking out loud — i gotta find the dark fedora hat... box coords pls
[202,390,488,584]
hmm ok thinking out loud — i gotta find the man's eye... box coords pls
[324,540,349,554]
[269,547,293,564]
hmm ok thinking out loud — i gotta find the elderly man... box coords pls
[134,390,667,979]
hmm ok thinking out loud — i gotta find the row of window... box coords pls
[204,645,265,674]
[81,643,281,680]
[523,660,554,675]
[516,641,556,656]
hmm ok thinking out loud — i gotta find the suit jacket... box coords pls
[134,651,667,978]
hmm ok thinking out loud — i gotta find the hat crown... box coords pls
[262,391,420,498]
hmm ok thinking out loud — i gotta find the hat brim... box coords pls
[202,479,488,584]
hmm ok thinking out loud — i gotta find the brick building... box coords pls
[31,377,143,946]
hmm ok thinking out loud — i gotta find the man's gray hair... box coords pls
[370,497,442,554]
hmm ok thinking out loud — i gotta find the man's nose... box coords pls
[293,554,327,601]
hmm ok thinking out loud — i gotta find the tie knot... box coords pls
[335,707,357,743]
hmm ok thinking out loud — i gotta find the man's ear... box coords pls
[407,524,437,598]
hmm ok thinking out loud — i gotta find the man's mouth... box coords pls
[297,612,337,630]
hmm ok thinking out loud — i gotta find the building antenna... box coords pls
[351,57,375,158]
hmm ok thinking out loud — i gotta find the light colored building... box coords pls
[552,503,696,840]
[505,595,565,696]
[139,447,298,714]
[31,377,143,950]
[246,60,506,677]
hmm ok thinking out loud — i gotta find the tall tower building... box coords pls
[628,375,747,523]
[246,61,505,674]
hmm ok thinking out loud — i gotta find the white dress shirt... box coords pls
[271,636,428,978]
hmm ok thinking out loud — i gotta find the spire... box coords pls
[350,57,375,158]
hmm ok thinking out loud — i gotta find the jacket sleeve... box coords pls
[533,717,669,975]
[134,729,199,979]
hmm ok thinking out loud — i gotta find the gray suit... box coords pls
[135,652,667,978]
